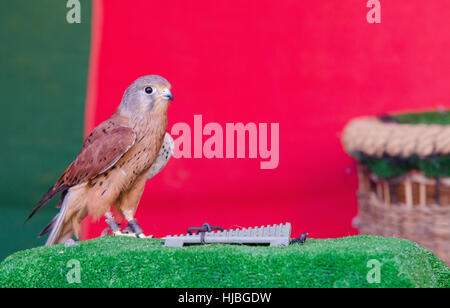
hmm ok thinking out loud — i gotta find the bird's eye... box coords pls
[144,87,154,94]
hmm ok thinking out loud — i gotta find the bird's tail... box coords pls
[41,191,73,246]
[26,184,69,223]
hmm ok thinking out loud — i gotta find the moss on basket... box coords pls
[393,111,450,125]
[358,154,450,179]
[0,236,448,288]
[359,155,418,178]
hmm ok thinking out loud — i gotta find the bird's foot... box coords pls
[122,219,153,239]
[101,228,153,238]
[101,226,130,237]
[113,230,139,237]
[118,229,153,238]
[102,214,153,238]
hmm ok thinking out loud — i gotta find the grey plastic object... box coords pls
[163,223,291,247]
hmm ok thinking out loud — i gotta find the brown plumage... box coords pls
[27,75,173,245]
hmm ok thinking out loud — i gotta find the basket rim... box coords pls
[342,116,450,158]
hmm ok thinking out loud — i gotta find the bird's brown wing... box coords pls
[56,126,136,187]
[26,124,136,222]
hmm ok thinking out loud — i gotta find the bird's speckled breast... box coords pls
[88,113,167,198]
[120,113,168,186]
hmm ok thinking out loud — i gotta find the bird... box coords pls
[26,75,174,246]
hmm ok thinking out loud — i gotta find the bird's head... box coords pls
[119,75,173,116]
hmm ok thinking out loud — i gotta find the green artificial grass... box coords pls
[354,111,450,178]
[0,236,448,288]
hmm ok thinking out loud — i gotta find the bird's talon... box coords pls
[136,233,153,239]
[113,230,133,237]
[122,226,133,234]
[113,230,144,238]
[113,230,124,236]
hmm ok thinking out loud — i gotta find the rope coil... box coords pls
[342,117,450,158]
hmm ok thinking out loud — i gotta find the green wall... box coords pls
[0,0,92,260]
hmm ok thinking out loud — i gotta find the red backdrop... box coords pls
[84,0,450,239]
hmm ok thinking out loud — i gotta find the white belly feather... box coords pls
[146,133,174,180]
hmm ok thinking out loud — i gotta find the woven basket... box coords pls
[356,165,450,265]
[343,116,450,265]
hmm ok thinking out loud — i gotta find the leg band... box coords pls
[106,217,121,233]
[128,219,144,236]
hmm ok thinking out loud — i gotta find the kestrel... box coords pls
[26,75,174,246]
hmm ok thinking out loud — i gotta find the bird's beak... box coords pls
[162,88,173,101]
